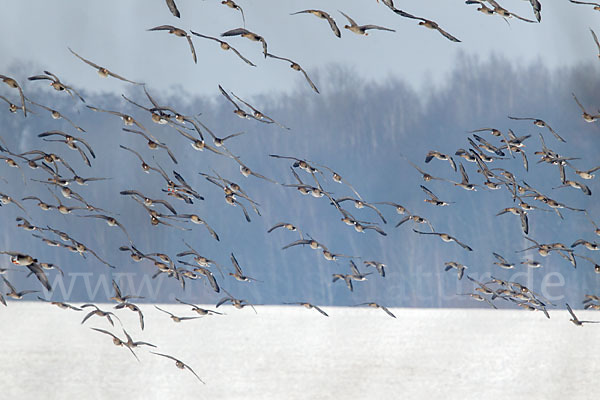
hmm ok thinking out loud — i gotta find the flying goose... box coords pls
[221,28,268,57]
[147,25,197,63]
[338,10,395,35]
[284,302,329,316]
[68,47,143,84]
[27,71,85,102]
[566,303,599,325]
[155,305,201,322]
[26,99,84,132]
[355,302,396,318]
[0,74,27,115]
[221,0,245,26]
[190,31,255,66]
[392,8,461,42]
[175,298,223,315]
[412,229,473,251]
[2,276,38,299]
[290,9,341,38]
[444,261,468,280]
[266,53,319,94]
[81,304,121,326]
[508,115,565,143]
[572,92,600,122]
[150,352,205,383]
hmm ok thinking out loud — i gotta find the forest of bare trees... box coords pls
[1,53,598,307]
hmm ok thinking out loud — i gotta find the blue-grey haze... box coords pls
[0,54,598,308]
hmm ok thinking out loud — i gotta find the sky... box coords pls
[1,0,598,99]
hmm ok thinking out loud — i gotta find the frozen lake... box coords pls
[2,303,599,399]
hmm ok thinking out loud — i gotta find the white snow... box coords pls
[2,303,599,399]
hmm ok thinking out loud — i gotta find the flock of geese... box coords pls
[1,0,599,384]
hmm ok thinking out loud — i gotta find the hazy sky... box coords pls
[1,0,598,99]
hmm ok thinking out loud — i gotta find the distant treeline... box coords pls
[1,53,598,307]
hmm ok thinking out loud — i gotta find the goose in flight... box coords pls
[420,185,453,207]
[527,0,542,22]
[553,179,592,196]
[229,253,260,282]
[492,252,515,269]
[177,261,221,292]
[391,8,461,42]
[457,292,497,309]
[81,304,121,326]
[27,70,85,102]
[266,53,319,94]
[568,164,600,180]
[572,92,600,122]
[566,303,599,325]
[155,305,201,322]
[334,196,387,224]
[218,84,259,120]
[37,130,95,165]
[37,296,81,310]
[114,302,146,330]
[109,279,144,304]
[405,158,451,183]
[221,1,245,26]
[120,190,177,214]
[229,153,277,184]
[147,25,197,63]
[2,277,38,299]
[348,260,373,282]
[0,192,28,214]
[363,260,386,277]
[338,10,395,35]
[190,31,255,66]
[23,192,75,215]
[175,298,223,315]
[68,48,143,84]
[221,28,268,57]
[425,150,457,171]
[452,163,478,191]
[290,9,341,38]
[0,74,27,115]
[508,116,565,143]
[91,328,141,362]
[150,351,205,383]
[216,289,257,313]
[395,213,435,232]
[412,229,473,251]
[282,237,326,251]
[0,95,21,114]
[268,222,303,238]
[122,128,177,164]
[469,0,537,22]
[230,91,290,128]
[373,201,408,215]
[26,99,85,132]
[571,239,599,251]
[444,262,467,280]
[284,302,329,316]
[496,206,528,234]
[332,273,354,292]
[354,302,396,318]
[86,105,146,131]
[471,134,506,157]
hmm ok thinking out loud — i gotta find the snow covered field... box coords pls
[3,303,599,399]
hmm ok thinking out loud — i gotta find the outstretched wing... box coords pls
[166,0,180,17]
